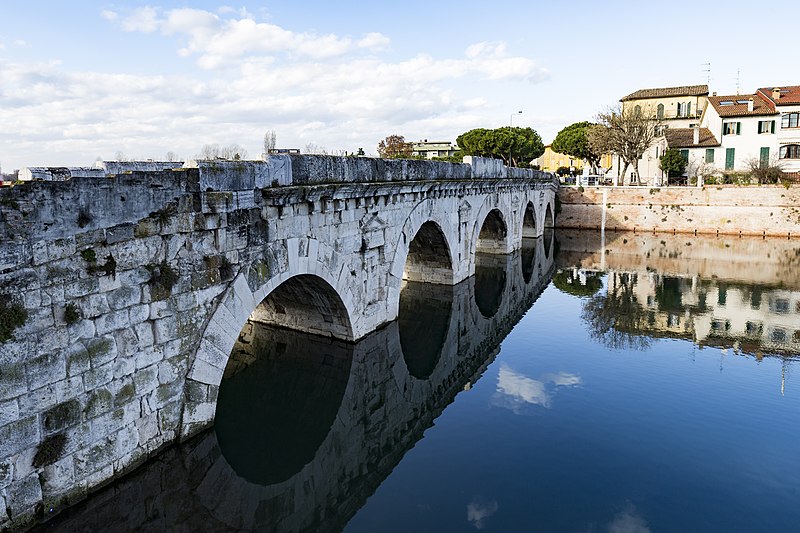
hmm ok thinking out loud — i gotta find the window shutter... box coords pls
[688,102,692,116]
[772,121,776,133]
[736,122,741,135]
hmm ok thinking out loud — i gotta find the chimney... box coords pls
[773,88,781,101]
[693,126,700,145]
[747,98,754,112]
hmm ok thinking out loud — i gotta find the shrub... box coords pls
[64,303,81,324]
[147,261,179,299]
[0,294,28,343]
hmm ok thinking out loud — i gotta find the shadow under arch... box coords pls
[474,253,507,318]
[544,202,554,229]
[476,208,508,254]
[214,324,354,485]
[522,201,537,238]
[398,280,454,379]
[249,274,354,341]
[182,242,360,440]
[403,220,454,284]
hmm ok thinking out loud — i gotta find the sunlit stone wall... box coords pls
[557,185,800,236]
[0,155,557,529]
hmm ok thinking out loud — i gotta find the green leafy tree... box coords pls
[659,148,687,178]
[377,135,412,159]
[456,127,544,167]
[551,121,601,172]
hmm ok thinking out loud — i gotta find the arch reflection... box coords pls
[215,324,353,485]
[398,280,454,379]
[475,253,507,318]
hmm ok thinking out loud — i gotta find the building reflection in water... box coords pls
[40,235,556,533]
[555,229,800,391]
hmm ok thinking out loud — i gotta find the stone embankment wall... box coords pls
[557,185,800,237]
[0,155,557,530]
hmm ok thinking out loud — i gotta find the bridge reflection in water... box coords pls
[41,235,554,533]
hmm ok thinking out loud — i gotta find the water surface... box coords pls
[43,231,800,532]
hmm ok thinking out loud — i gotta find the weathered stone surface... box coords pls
[0,155,558,529]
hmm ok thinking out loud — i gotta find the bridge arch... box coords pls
[181,238,358,438]
[470,195,514,258]
[388,201,458,319]
[522,201,537,238]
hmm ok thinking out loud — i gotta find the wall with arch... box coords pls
[0,156,557,529]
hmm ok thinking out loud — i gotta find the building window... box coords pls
[705,148,715,163]
[725,148,735,170]
[780,145,800,159]
[758,120,776,134]
[677,101,692,117]
[679,149,689,162]
[760,147,770,165]
[657,104,664,119]
[634,105,642,116]
[723,122,741,135]
[782,112,800,129]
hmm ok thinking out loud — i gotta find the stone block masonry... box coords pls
[557,185,800,237]
[0,155,558,530]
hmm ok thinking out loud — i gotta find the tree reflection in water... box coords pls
[581,272,652,351]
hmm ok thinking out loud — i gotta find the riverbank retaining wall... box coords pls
[557,185,800,237]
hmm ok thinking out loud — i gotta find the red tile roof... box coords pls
[708,93,777,117]
[664,128,720,148]
[621,85,708,101]
[757,86,800,106]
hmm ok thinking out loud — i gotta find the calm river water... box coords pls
[42,230,800,532]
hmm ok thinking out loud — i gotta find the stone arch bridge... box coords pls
[0,155,557,529]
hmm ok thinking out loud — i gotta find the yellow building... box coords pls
[620,84,709,126]
[535,145,613,173]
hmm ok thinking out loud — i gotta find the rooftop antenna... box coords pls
[735,68,741,95]
[701,62,711,86]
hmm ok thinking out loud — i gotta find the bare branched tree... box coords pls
[304,143,328,155]
[165,151,178,162]
[263,130,277,155]
[198,144,248,160]
[746,155,785,184]
[588,105,661,185]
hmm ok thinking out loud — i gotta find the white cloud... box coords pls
[0,9,549,169]
[358,32,390,50]
[121,6,160,33]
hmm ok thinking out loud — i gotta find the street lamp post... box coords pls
[509,110,522,167]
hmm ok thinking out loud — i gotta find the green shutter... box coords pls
[772,121,776,133]
[687,102,692,116]
[760,147,770,164]
[736,122,741,135]
[725,148,735,170]
[706,148,715,163]
[680,149,689,162]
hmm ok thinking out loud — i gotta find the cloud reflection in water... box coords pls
[467,498,499,530]
[493,365,582,413]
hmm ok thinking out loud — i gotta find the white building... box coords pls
[757,86,800,174]
[702,92,778,171]
[411,140,458,159]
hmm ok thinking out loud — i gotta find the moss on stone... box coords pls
[0,293,27,343]
[64,302,81,324]
[32,433,68,469]
[147,261,179,300]
[80,248,97,263]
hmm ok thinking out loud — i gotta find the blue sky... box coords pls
[1,1,797,170]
